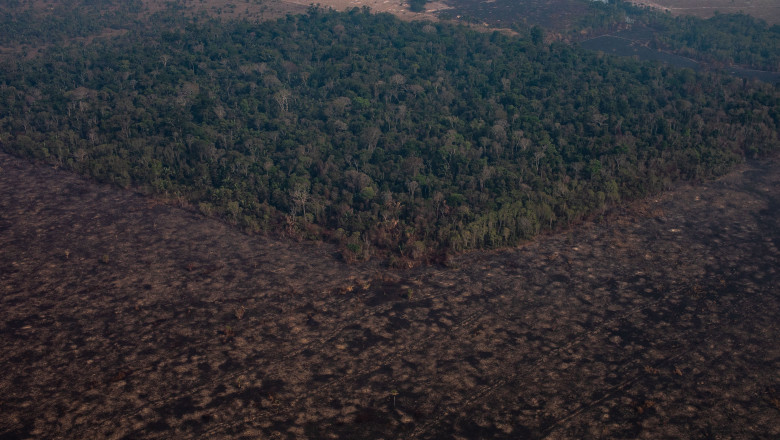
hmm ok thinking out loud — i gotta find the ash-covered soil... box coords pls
[1,151,778,439]
[436,0,591,29]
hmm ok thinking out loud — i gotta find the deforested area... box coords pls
[1,0,779,438]
[1,145,778,438]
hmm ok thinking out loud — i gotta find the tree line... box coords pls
[1,7,778,264]
[576,1,780,72]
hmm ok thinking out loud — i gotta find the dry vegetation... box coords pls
[1,151,778,438]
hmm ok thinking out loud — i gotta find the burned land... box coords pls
[1,1,779,438]
[631,0,780,25]
[1,150,778,438]
[434,0,593,29]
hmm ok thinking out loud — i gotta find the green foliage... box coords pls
[0,0,144,46]
[408,0,427,13]
[652,13,780,72]
[1,8,778,262]
[575,1,780,72]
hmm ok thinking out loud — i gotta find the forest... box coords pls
[1,5,779,264]
[0,0,144,47]
[573,1,780,72]
[650,12,780,72]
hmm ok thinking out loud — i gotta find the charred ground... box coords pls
[1,151,778,438]
[1,1,779,438]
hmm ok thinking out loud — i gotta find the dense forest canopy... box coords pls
[0,0,144,46]
[1,7,779,264]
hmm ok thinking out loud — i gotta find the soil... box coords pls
[1,151,779,439]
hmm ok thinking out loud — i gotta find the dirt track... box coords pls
[1,151,779,438]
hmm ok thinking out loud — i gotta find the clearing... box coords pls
[1,150,778,437]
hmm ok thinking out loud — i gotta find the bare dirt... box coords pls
[1,151,779,439]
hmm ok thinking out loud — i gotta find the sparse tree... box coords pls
[360,126,381,154]
[533,150,545,174]
[478,165,493,191]
[290,184,310,218]
[406,180,419,200]
[274,89,291,114]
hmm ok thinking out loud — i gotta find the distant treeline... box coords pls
[578,1,780,72]
[1,8,778,263]
[0,0,144,47]
[651,12,780,72]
